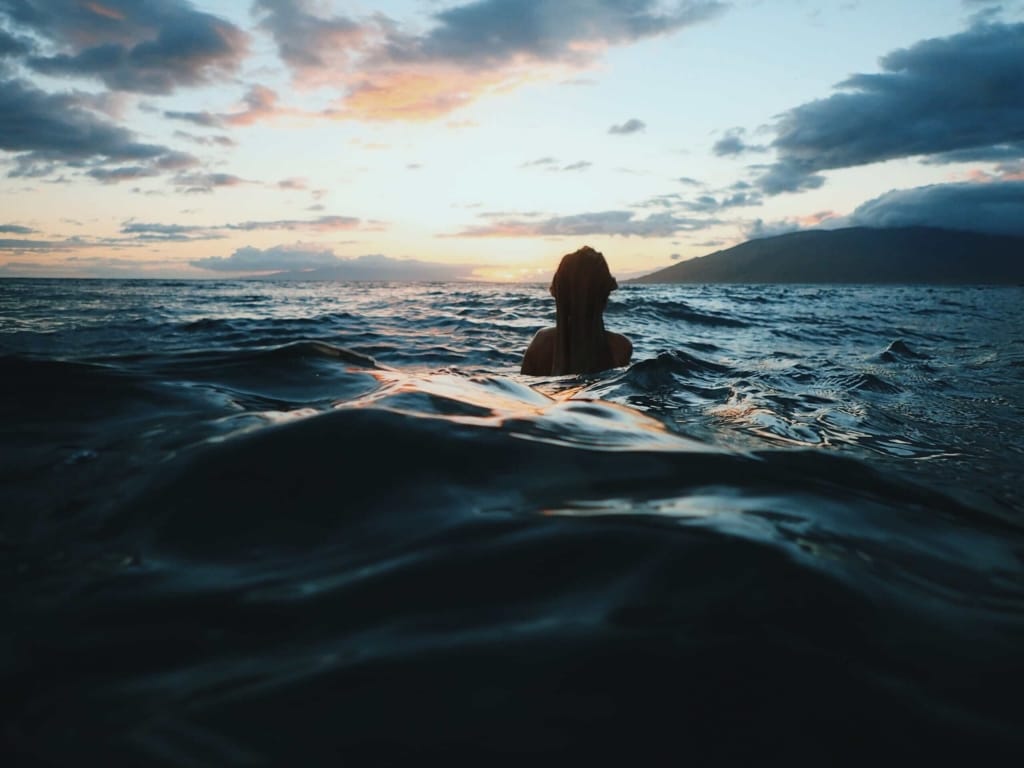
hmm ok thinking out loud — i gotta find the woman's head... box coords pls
[549,246,618,375]
[549,246,618,311]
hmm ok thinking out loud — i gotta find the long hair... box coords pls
[549,246,618,375]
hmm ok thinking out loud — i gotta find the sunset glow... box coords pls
[1,0,1022,279]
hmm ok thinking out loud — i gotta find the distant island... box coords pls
[631,227,1024,284]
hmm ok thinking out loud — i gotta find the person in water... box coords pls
[521,246,632,375]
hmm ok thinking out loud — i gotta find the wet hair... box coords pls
[549,245,618,375]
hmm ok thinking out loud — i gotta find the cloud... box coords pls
[681,191,762,212]
[87,165,160,183]
[0,234,111,253]
[253,0,366,82]
[191,245,477,280]
[119,221,220,242]
[256,0,725,120]
[447,210,716,238]
[1,0,248,95]
[755,21,1024,193]
[0,76,196,177]
[520,157,592,171]
[609,118,646,135]
[921,143,1024,164]
[636,187,761,213]
[119,215,367,241]
[712,128,766,156]
[743,211,839,239]
[191,244,344,272]
[277,177,308,190]
[226,215,363,232]
[848,180,1024,236]
[670,252,682,260]
[0,238,61,252]
[163,85,294,128]
[0,26,31,58]
[163,110,222,128]
[172,130,236,148]
[172,172,250,193]
[0,223,35,234]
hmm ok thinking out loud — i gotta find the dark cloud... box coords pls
[191,246,476,280]
[744,218,804,239]
[682,191,762,212]
[119,221,219,242]
[678,176,703,186]
[405,1,723,66]
[922,142,1024,164]
[173,172,250,193]
[0,76,194,177]
[756,21,1024,193]
[448,210,716,238]
[253,0,364,75]
[849,180,1024,236]
[743,211,839,239]
[164,110,222,128]
[0,25,31,57]
[256,0,725,119]
[670,252,682,260]
[1,0,248,95]
[0,223,34,234]
[0,235,97,252]
[87,165,160,183]
[637,188,760,214]
[163,86,290,127]
[712,128,766,156]
[609,118,646,135]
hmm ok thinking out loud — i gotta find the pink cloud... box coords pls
[256,0,725,121]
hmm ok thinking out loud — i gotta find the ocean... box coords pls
[2,278,1023,764]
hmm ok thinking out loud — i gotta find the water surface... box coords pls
[2,279,1023,764]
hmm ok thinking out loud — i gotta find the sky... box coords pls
[0,0,1022,280]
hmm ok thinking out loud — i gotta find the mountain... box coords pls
[631,227,1024,284]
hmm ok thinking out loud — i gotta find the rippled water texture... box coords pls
[2,279,1023,764]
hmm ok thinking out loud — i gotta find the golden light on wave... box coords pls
[472,266,549,283]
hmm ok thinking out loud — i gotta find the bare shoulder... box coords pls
[521,327,556,375]
[606,331,633,367]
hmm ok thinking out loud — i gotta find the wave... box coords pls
[879,338,930,361]
[609,298,750,327]
[4,282,1024,765]
[4,369,1011,764]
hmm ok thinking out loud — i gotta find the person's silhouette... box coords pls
[521,246,632,375]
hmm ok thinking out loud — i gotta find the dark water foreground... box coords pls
[2,280,1023,764]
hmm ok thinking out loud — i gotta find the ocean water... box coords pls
[2,278,1023,764]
